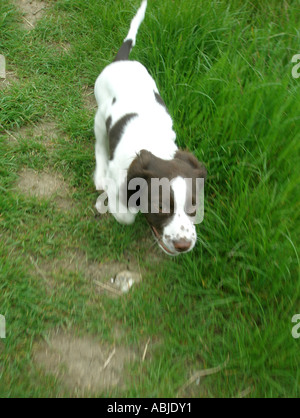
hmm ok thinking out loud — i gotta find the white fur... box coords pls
[94,60,177,224]
[125,0,148,46]
[162,177,197,254]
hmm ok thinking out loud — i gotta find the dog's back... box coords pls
[94,0,177,163]
[95,0,155,111]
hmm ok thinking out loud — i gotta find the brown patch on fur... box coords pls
[107,113,138,160]
[126,149,207,236]
[114,39,133,62]
[154,91,170,114]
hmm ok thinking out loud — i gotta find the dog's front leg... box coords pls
[94,111,109,191]
[96,176,136,225]
[109,189,137,225]
[95,189,136,225]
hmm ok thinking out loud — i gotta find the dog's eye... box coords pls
[156,204,164,214]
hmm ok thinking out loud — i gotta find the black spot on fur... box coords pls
[108,113,138,159]
[106,116,112,133]
[154,91,170,114]
[114,39,133,62]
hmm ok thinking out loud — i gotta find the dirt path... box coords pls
[14,0,48,30]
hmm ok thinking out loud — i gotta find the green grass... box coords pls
[0,0,299,398]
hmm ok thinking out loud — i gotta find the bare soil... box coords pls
[8,121,62,148]
[14,0,48,30]
[32,249,143,297]
[82,85,97,112]
[16,168,74,211]
[0,70,19,90]
[33,330,137,395]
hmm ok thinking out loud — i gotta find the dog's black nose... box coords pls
[173,240,192,253]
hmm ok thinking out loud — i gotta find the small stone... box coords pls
[113,271,142,293]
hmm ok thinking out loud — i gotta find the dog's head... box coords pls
[126,150,207,256]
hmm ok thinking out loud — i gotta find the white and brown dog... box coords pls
[94,0,207,256]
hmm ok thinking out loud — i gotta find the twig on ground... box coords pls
[33,8,46,16]
[142,338,150,362]
[177,355,230,397]
[103,347,116,370]
[0,124,18,142]
[236,386,253,398]
[94,280,123,296]
[30,256,50,285]
[23,17,35,28]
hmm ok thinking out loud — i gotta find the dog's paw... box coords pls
[113,211,136,225]
[94,178,105,192]
[94,169,107,192]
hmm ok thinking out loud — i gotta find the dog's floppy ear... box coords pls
[127,149,154,183]
[125,150,153,210]
[175,150,207,181]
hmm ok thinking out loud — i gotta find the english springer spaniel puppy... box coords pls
[94,0,207,256]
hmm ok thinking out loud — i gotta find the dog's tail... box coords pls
[114,0,147,62]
